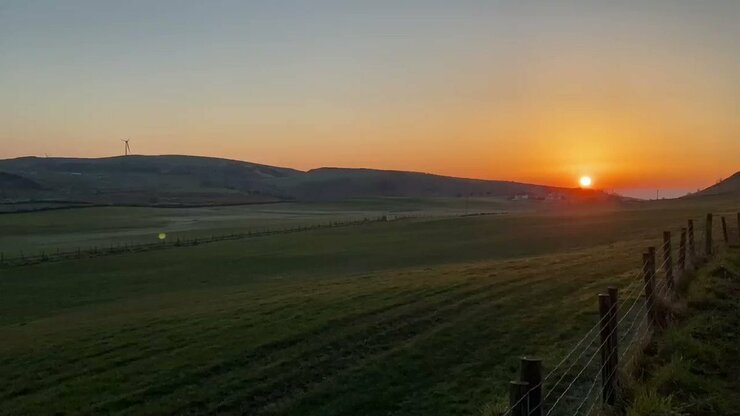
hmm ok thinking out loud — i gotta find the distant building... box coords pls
[546,192,566,201]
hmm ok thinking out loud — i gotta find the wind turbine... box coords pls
[122,138,131,156]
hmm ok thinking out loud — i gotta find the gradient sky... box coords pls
[1,1,738,196]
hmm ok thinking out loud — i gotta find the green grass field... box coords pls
[0,197,737,415]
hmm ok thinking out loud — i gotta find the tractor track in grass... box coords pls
[88,272,540,414]
[226,273,586,416]
[2,274,499,406]
[265,262,619,416]
[120,268,564,415]
[0,279,474,403]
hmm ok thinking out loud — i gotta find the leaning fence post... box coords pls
[519,357,543,416]
[649,245,657,296]
[721,216,729,244]
[679,228,686,273]
[509,381,530,416]
[663,231,673,290]
[705,213,713,257]
[607,287,619,373]
[598,294,616,405]
[688,219,695,262]
[643,252,657,329]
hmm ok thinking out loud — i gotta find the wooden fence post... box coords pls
[721,216,729,244]
[649,245,657,296]
[509,381,530,416]
[688,219,695,261]
[520,357,543,416]
[737,212,740,240]
[607,287,619,373]
[679,228,686,273]
[599,294,616,405]
[663,231,673,290]
[705,213,713,257]
[643,252,657,329]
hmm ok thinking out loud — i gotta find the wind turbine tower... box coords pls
[122,138,131,156]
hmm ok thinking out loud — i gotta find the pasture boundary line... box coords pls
[0,211,504,269]
[0,200,293,215]
[503,210,739,416]
[0,215,394,268]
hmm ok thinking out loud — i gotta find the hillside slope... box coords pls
[691,171,740,197]
[0,155,300,205]
[0,171,46,191]
[273,167,604,201]
[0,155,614,207]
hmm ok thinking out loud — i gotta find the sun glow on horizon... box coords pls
[0,3,737,191]
[579,176,593,188]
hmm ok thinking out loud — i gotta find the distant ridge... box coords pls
[0,154,618,208]
[690,171,740,197]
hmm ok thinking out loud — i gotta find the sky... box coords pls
[1,1,738,198]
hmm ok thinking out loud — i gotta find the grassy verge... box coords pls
[620,249,740,416]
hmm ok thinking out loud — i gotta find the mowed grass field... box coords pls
[0,196,738,415]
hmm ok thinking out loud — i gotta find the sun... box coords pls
[579,176,593,188]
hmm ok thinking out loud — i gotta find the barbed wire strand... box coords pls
[580,310,650,416]
[544,308,626,416]
[544,271,661,415]
[538,255,666,405]
[573,309,646,416]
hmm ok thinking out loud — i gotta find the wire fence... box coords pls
[0,210,510,268]
[502,212,735,416]
[0,214,425,268]
[502,255,669,416]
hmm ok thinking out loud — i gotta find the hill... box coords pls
[0,155,615,208]
[274,167,608,201]
[691,171,740,197]
[0,155,300,206]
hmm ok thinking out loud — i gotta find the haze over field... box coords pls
[2,1,739,197]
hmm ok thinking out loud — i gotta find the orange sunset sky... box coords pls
[1,1,738,197]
